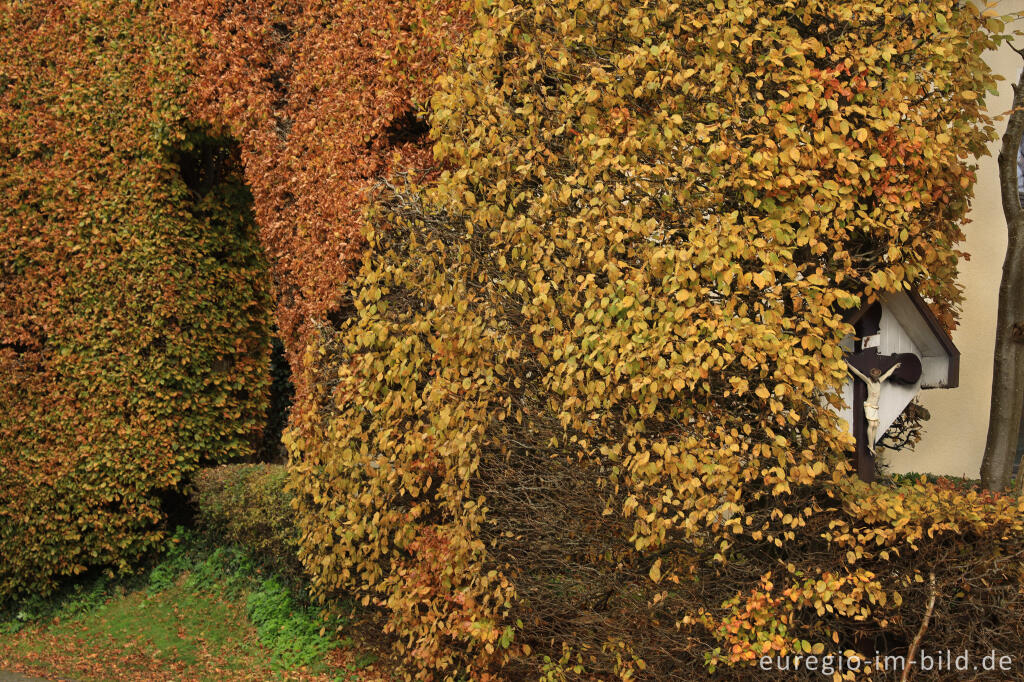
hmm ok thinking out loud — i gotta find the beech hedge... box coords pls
[286,0,1024,679]
[0,1,273,603]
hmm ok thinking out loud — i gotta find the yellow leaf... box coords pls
[649,558,663,583]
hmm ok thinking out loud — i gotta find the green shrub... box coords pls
[246,578,338,671]
[191,464,302,590]
[885,471,982,489]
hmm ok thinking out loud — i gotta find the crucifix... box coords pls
[848,362,902,455]
[834,290,961,482]
[845,302,922,481]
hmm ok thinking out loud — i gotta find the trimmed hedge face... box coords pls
[287,0,1020,679]
[0,2,273,602]
[2,0,465,602]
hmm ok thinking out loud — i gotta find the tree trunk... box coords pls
[980,65,1024,492]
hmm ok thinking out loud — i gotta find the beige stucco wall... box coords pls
[884,12,1020,477]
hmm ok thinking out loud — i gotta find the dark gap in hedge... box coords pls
[158,486,199,531]
[325,296,356,329]
[382,108,429,148]
[169,125,247,201]
[0,340,33,354]
[257,335,293,464]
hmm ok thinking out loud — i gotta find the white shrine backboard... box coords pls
[834,290,959,447]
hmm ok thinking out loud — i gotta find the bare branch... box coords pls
[902,571,938,682]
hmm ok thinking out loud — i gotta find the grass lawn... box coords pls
[0,533,387,682]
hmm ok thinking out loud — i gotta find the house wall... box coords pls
[884,20,1021,477]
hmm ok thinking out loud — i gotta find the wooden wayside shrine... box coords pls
[838,289,960,482]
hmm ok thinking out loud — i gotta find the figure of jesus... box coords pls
[848,363,901,455]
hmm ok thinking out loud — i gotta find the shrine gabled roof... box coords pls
[842,287,960,389]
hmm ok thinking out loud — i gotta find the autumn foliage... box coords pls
[287,0,1024,678]
[0,0,468,604]
[174,0,471,386]
[0,2,273,601]
[4,0,1024,678]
